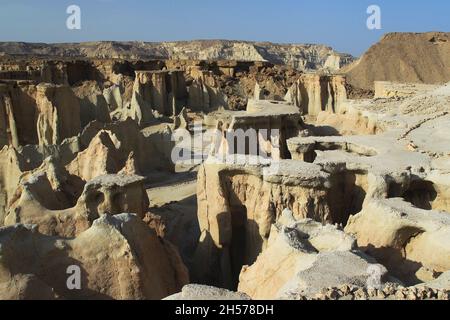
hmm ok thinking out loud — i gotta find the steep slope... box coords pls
[343,32,450,90]
[0,40,354,71]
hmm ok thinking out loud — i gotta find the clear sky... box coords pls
[0,0,448,56]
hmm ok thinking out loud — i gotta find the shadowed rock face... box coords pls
[128,70,188,125]
[0,81,82,148]
[36,83,81,146]
[0,81,38,148]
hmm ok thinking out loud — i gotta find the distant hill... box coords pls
[0,40,354,71]
[343,32,450,90]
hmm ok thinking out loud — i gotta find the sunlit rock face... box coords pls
[0,214,189,300]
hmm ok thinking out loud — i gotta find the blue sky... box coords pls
[0,0,448,56]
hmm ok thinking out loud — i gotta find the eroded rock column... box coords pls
[36,83,81,146]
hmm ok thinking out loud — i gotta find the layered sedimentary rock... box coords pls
[103,84,123,113]
[126,70,189,126]
[287,283,450,300]
[36,83,81,146]
[0,40,354,71]
[66,130,126,181]
[0,213,188,300]
[285,74,347,116]
[78,119,175,174]
[72,81,111,127]
[0,81,38,148]
[0,85,18,147]
[1,39,450,301]
[194,157,361,289]
[343,32,450,90]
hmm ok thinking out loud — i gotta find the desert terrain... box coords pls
[0,32,449,300]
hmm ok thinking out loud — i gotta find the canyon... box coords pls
[0,33,449,300]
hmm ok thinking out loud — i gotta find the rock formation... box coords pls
[238,214,389,299]
[346,198,450,284]
[0,81,38,148]
[0,40,354,71]
[36,83,81,146]
[4,169,149,237]
[285,73,347,115]
[0,35,449,301]
[343,32,450,90]
[0,213,188,300]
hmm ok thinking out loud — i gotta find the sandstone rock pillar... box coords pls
[285,74,347,116]
[36,83,81,146]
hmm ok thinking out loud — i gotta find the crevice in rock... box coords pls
[388,179,449,212]
[328,170,368,226]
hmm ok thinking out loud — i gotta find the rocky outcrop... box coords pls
[285,283,449,300]
[285,74,347,116]
[173,107,189,130]
[193,157,363,289]
[343,32,450,90]
[187,69,227,111]
[0,40,354,71]
[72,81,111,127]
[66,130,125,181]
[124,70,188,126]
[0,213,189,300]
[238,213,389,299]
[345,198,450,285]
[0,81,38,148]
[36,83,81,146]
[103,84,123,112]
[1,40,450,301]
[4,171,149,237]
[78,174,149,220]
[209,100,302,160]
[79,119,175,173]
